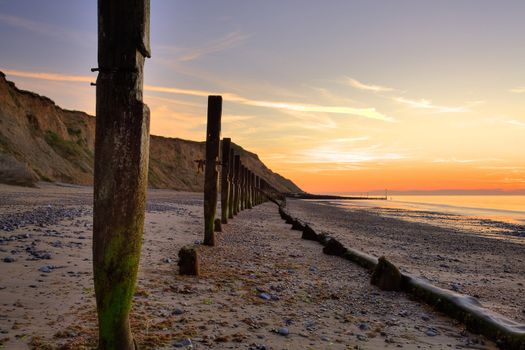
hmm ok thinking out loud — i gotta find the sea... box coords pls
[321,195,525,240]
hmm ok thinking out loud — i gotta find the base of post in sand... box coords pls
[214,218,222,232]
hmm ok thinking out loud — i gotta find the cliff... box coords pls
[0,71,301,193]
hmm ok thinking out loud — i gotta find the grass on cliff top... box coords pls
[44,131,85,160]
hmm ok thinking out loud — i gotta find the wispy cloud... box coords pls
[432,158,501,164]
[478,166,524,171]
[296,142,406,165]
[222,115,255,123]
[0,13,94,45]
[2,68,393,122]
[394,97,469,113]
[345,77,394,92]
[158,31,250,62]
[509,87,525,93]
[2,69,93,83]
[508,119,525,127]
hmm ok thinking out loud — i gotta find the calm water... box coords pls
[324,195,525,238]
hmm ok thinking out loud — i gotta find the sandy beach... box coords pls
[286,199,525,325]
[0,183,501,349]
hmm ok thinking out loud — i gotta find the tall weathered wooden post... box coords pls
[240,164,245,211]
[220,138,231,224]
[227,148,235,219]
[233,155,240,215]
[93,1,151,348]
[203,96,222,246]
[247,170,253,209]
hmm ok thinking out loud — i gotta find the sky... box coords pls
[1,0,525,194]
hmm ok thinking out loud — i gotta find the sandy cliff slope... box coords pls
[0,71,301,193]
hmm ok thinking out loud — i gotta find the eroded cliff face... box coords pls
[0,71,302,193]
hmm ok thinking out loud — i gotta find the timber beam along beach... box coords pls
[1,1,525,349]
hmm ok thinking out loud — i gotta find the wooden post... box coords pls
[247,170,252,208]
[261,179,267,202]
[220,138,231,224]
[252,173,257,207]
[233,155,240,215]
[227,148,235,219]
[203,96,222,246]
[257,177,262,204]
[254,175,258,205]
[93,1,151,349]
[244,167,249,209]
[240,164,245,211]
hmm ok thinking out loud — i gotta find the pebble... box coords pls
[399,310,409,317]
[425,328,439,337]
[358,322,370,331]
[421,313,431,321]
[259,293,271,301]
[305,320,316,331]
[450,283,461,292]
[3,256,15,263]
[173,307,185,315]
[277,327,289,336]
[173,338,192,348]
[39,266,53,273]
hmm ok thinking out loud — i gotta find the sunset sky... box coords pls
[1,1,524,193]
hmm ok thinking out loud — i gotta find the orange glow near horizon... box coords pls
[279,161,525,193]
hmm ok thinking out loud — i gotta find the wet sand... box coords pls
[0,184,497,349]
[287,199,525,325]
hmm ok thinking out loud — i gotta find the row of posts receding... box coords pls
[203,95,281,246]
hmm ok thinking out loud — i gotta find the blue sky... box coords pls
[1,1,525,192]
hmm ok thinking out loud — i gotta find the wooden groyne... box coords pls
[277,204,525,350]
